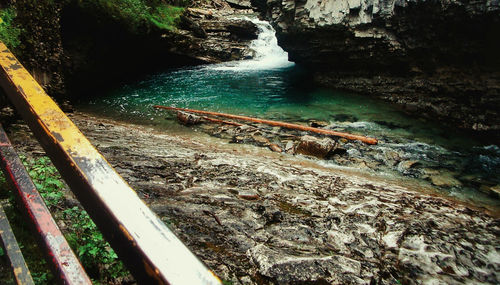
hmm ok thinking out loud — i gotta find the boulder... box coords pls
[479,184,500,198]
[284,140,295,154]
[268,143,282,152]
[225,0,253,9]
[179,15,207,38]
[430,174,462,188]
[248,244,361,283]
[227,20,258,40]
[397,160,421,174]
[295,135,337,159]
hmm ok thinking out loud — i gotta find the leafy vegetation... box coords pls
[150,4,185,30]
[0,7,21,49]
[25,156,65,209]
[0,155,130,283]
[80,0,185,32]
[0,159,55,284]
[63,206,128,282]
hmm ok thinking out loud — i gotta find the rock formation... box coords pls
[262,0,500,133]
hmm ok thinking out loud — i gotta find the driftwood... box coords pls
[201,116,243,126]
[154,105,378,145]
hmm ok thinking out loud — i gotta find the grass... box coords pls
[0,7,21,50]
[83,0,185,32]
[150,4,185,31]
[0,155,130,283]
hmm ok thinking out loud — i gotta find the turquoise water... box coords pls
[77,63,500,210]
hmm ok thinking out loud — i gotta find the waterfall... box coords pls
[211,18,295,71]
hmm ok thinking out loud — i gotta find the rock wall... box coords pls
[264,0,500,133]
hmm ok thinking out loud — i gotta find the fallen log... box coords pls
[201,116,243,126]
[154,105,378,145]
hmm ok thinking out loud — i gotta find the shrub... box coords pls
[0,7,21,49]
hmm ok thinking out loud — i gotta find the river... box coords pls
[76,18,500,211]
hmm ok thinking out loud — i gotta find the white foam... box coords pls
[209,17,295,71]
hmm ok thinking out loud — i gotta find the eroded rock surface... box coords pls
[9,113,499,284]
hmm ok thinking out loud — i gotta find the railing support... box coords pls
[0,204,35,285]
[0,124,91,284]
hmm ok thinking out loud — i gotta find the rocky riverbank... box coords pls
[6,112,500,284]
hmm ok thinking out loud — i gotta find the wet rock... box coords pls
[238,190,260,200]
[227,20,258,40]
[397,160,421,176]
[295,135,337,159]
[479,184,500,198]
[186,8,214,19]
[397,160,420,171]
[179,14,208,38]
[380,149,401,166]
[176,111,202,126]
[284,141,295,154]
[225,0,253,9]
[268,143,282,152]
[430,174,462,188]
[248,244,362,283]
[309,120,328,128]
[251,134,270,146]
[347,148,362,158]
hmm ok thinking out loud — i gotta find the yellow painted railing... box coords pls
[0,42,221,285]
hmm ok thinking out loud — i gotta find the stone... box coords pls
[268,143,282,152]
[248,244,361,283]
[227,20,259,40]
[295,135,337,159]
[284,141,295,153]
[479,184,500,197]
[179,15,208,38]
[397,160,421,175]
[176,111,201,125]
[225,0,253,9]
[251,134,270,145]
[430,175,462,188]
[238,190,260,200]
[309,120,328,128]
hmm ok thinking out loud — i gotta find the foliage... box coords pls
[0,7,21,50]
[0,159,55,284]
[63,206,127,281]
[150,4,185,31]
[24,156,65,209]
[80,0,185,32]
[20,155,129,282]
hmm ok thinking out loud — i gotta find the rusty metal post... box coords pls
[0,204,35,285]
[0,43,221,284]
[0,125,91,284]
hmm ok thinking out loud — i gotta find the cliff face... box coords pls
[264,0,500,133]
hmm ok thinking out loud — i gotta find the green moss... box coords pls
[0,7,21,50]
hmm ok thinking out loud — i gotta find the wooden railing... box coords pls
[0,42,221,285]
